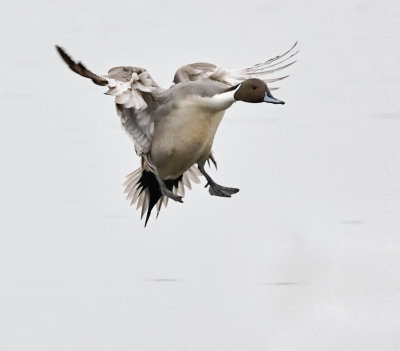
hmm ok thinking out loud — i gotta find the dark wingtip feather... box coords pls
[55,45,108,86]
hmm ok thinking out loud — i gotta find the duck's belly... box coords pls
[150,107,225,179]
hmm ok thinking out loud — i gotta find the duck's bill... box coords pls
[263,92,285,105]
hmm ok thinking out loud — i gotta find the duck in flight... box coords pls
[56,43,297,225]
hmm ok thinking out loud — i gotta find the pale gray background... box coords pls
[1,0,399,350]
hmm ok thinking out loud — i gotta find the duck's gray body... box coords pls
[147,81,232,179]
[151,105,225,179]
[56,44,296,225]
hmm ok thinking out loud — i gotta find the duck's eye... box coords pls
[252,86,257,90]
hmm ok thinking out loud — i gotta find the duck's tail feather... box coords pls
[123,166,201,226]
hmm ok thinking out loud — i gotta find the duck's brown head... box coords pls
[233,78,285,104]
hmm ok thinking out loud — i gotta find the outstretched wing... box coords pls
[56,46,164,155]
[173,42,298,90]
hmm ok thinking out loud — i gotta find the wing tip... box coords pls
[55,45,108,86]
[55,44,72,64]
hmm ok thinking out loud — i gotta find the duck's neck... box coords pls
[205,89,237,111]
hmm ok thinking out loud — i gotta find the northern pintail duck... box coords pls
[56,43,297,225]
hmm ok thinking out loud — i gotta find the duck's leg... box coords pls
[144,155,183,203]
[154,172,183,203]
[197,161,239,198]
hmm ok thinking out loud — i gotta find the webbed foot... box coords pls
[205,182,239,197]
